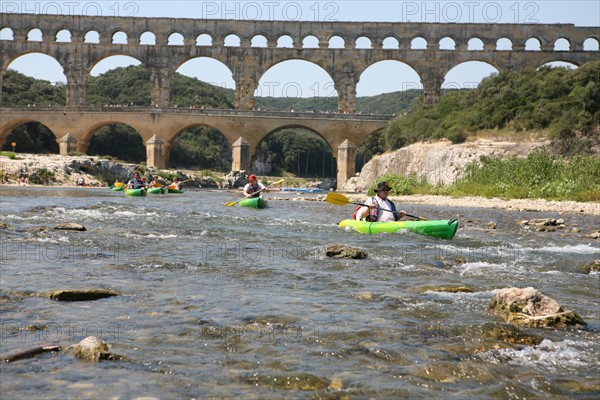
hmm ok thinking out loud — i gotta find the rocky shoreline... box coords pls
[1,153,599,216]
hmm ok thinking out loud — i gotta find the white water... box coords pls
[1,186,599,398]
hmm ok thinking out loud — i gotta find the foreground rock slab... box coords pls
[54,223,86,231]
[42,289,119,302]
[489,287,586,328]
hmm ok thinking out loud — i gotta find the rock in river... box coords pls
[42,289,119,302]
[54,222,86,231]
[324,244,368,259]
[489,287,586,328]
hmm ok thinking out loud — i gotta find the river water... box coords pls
[1,186,598,399]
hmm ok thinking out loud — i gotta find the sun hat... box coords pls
[249,174,257,181]
[374,181,392,192]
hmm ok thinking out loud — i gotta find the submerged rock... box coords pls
[413,285,473,293]
[324,244,367,259]
[523,218,564,226]
[518,218,566,232]
[42,289,119,302]
[480,322,543,346]
[54,222,86,231]
[577,260,600,274]
[245,372,330,390]
[489,287,586,328]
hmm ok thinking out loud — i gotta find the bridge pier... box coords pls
[334,70,358,113]
[336,139,357,189]
[231,137,251,171]
[146,135,168,169]
[421,76,443,107]
[57,133,79,155]
[234,74,258,110]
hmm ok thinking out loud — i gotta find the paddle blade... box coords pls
[405,213,428,221]
[224,201,236,207]
[326,192,352,206]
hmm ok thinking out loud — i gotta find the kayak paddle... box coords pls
[225,178,284,207]
[325,192,427,220]
[168,178,194,189]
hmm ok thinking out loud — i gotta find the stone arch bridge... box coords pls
[1,13,598,184]
[0,107,389,185]
[1,13,598,109]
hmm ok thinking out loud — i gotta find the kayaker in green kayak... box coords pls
[149,175,167,188]
[169,177,183,191]
[127,172,145,189]
[354,181,407,222]
[243,174,268,198]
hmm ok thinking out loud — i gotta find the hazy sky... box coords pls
[2,1,599,97]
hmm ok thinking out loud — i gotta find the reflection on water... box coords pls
[1,187,599,398]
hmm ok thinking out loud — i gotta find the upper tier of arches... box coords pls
[1,13,599,51]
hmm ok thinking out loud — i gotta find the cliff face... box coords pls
[343,139,548,191]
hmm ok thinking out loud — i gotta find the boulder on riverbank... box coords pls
[489,287,586,328]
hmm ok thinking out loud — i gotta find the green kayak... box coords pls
[110,185,123,191]
[239,197,268,209]
[125,188,147,197]
[147,187,166,194]
[339,219,459,239]
[167,187,184,194]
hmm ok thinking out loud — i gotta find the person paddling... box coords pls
[127,172,145,189]
[354,181,407,222]
[169,177,183,190]
[150,175,167,188]
[243,174,267,198]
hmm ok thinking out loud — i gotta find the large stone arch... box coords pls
[0,120,59,153]
[0,118,58,144]
[173,56,235,90]
[255,58,336,99]
[82,120,149,145]
[355,127,386,172]
[86,121,146,162]
[357,60,423,96]
[88,54,143,76]
[357,127,386,149]
[442,60,500,89]
[253,124,336,177]
[260,124,335,154]
[3,51,66,80]
[166,123,232,170]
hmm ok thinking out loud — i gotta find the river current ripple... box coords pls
[1,187,599,399]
